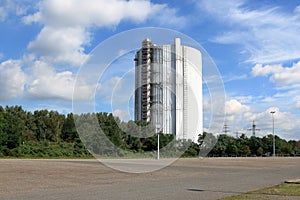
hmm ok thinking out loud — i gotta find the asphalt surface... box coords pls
[0,157,299,200]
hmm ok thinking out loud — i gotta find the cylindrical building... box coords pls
[135,38,202,141]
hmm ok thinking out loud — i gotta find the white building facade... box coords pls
[134,38,202,141]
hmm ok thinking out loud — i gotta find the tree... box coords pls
[0,106,6,149]
[61,113,78,142]
[3,106,26,149]
[198,132,217,156]
[47,111,65,142]
[242,145,251,156]
[257,147,264,156]
[33,110,49,142]
[23,112,38,142]
[249,136,262,155]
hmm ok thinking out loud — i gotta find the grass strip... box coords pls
[220,183,300,200]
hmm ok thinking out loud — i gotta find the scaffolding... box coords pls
[134,38,202,141]
[141,38,152,122]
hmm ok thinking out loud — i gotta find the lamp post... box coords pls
[270,111,276,157]
[157,129,162,160]
[157,132,160,160]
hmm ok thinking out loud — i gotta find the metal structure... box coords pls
[247,120,260,137]
[222,121,230,135]
[270,111,276,156]
[134,38,203,141]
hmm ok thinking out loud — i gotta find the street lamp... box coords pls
[157,132,160,160]
[270,111,276,157]
[157,129,162,160]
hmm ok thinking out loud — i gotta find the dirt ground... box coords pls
[0,157,299,200]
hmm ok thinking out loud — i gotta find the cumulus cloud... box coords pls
[0,60,27,101]
[27,61,95,100]
[226,99,250,115]
[223,99,251,129]
[24,0,167,27]
[250,107,300,139]
[251,61,300,86]
[27,26,90,66]
[197,0,300,63]
[220,98,300,139]
[24,0,184,66]
[27,61,74,100]
[5,0,185,103]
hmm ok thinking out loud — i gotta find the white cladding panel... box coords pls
[182,46,202,141]
[135,38,202,141]
[161,45,174,134]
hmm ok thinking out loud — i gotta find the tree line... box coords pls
[198,132,300,157]
[0,105,299,158]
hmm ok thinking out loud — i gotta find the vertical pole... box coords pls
[272,114,275,157]
[270,111,276,157]
[157,133,160,160]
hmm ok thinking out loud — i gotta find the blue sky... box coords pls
[0,0,300,140]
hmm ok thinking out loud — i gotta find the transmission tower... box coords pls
[222,121,230,134]
[247,120,260,137]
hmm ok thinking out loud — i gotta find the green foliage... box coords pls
[0,105,299,158]
[61,113,77,142]
[198,132,300,157]
[257,147,264,156]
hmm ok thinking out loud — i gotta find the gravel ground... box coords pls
[0,157,299,200]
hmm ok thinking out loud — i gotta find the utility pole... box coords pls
[157,132,160,160]
[247,120,260,137]
[223,121,230,135]
[157,130,162,160]
[270,111,276,157]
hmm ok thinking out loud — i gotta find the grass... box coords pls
[220,183,300,200]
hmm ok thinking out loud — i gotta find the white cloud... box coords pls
[233,95,253,104]
[24,0,184,66]
[0,1,34,22]
[0,7,6,22]
[293,95,300,110]
[197,0,300,63]
[0,60,27,101]
[27,61,95,100]
[251,61,300,86]
[296,101,300,110]
[222,99,251,133]
[27,26,90,66]
[27,61,74,100]
[250,107,300,139]
[24,0,167,27]
[219,98,300,139]
[225,99,250,115]
[22,11,41,24]
[113,109,130,121]
[250,61,300,117]
[295,5,300,15]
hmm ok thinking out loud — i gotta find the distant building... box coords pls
[134,38,202,141]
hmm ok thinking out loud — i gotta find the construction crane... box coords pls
[247,120,260,137]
